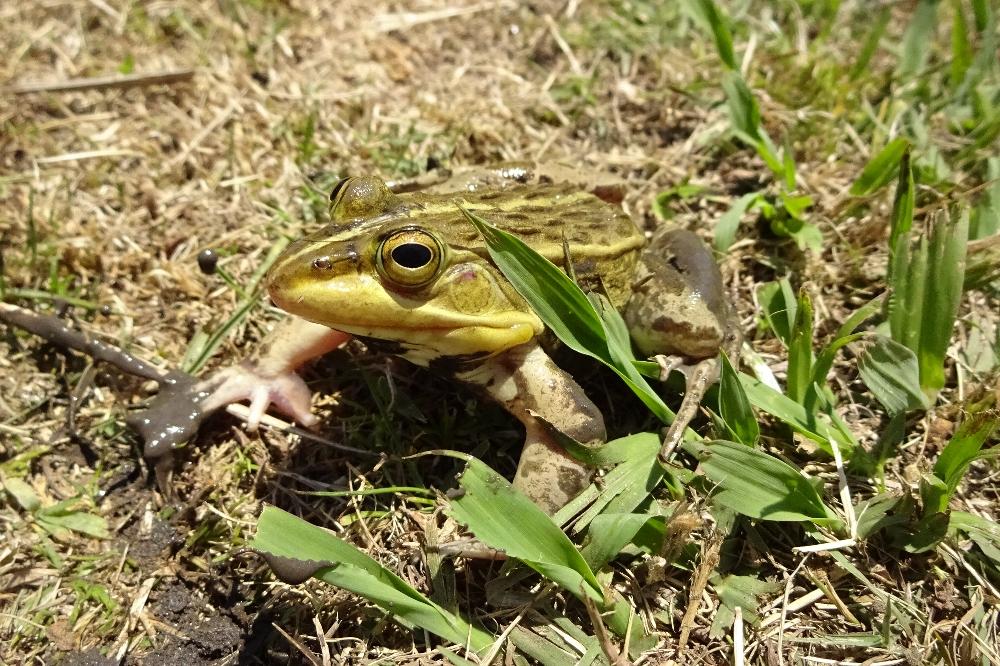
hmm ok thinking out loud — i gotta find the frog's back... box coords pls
[403,183,645,306]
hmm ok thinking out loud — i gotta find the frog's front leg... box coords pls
[198,316,349,429]
[458,341,606,515]
[624,228,742,463]
[134,316,348,457]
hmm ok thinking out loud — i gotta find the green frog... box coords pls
[197,164,740,514]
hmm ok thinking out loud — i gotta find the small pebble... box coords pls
[197,249,219,275]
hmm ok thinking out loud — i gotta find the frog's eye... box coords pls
[328,177,350,203]
[377,228,443,288]
[329,176,401,222]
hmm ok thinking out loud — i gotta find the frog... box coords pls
[194,163,741,514]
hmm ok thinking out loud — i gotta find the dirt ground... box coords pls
[2,0,998,664]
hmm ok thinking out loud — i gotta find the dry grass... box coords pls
[1,0,998,664]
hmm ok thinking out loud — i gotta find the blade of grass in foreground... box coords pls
[445,453,603,602]
[250,505,494,653]
[694,440,843,527]
[461,206,673,424]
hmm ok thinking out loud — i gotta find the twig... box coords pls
[733,606,745,666]
[678,530,723,651]
[777,554,810,665]
[36,149,143,165]
[373,2,510,33]
[5,69,194,95]
[582,592,631,666]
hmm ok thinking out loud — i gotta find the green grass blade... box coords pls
[786,289,815,404]
[718,352,759,446]
[887,149,915,256]
[737,373,857,456]
[850,137,910,197]
[447,455,603,602]
[688,0,737,69]
[850,6,891,80]
[756,278,797,346]
[901,236,929,357]
[949,0,973,88]
[919,210,969,396]
[970,157,999,240]
[834,294,885,340]
[898,0,939,79]
[714,191,759,252]
[251,506,493,652]
[856,335,929,415]
[722,70,763,145]
[925,414,996,512]
[463,207,673,423]
[184,237,290,374]
[695,440,842,525]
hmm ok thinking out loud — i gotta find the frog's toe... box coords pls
[255,376,319,429]
[199,364,318,430]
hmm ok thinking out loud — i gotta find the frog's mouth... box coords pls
[269,273,541,358]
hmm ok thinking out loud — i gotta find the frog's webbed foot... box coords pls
[655,355,720,465]
[132,318,348,457]
[196,363,319,431]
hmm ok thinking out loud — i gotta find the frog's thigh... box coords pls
[466,342,606,515]
[624,228,726,360]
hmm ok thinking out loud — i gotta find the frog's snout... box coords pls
[266,240,361,309]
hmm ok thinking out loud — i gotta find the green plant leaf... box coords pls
[722,70,762,145]
[756,278,797,346]
[708,573,782,636]
[950,511,1000,567]
[898,0,939,79]
[718,352,758,446]
[688,0,736,69]
[447,455,604,602]
[463,207,673,424]
[250,505,493,652]
[562,433,665,534]
[714,192,759,252]
[696,440,842,525]
[35,499,110,539]
[855,494,909,539]
[581,513,666,572]
[949,0,974,88]
[850,7,891,80]
[850,137,910,196]
[787,289,815,404]
[855,335,929,415]
[738,372,856,456]
[921,415,997,514]
[1,476,41,512]
[918,209,969,396]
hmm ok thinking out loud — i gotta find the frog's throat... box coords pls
[322,319,541,360]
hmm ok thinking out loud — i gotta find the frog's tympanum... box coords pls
[200,164,740,514]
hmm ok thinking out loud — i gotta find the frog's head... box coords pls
[267,176,543,361]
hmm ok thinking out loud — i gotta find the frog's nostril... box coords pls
[312,257,333,270]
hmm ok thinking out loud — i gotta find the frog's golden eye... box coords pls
[376,228,443,288]
[329,176,401,222]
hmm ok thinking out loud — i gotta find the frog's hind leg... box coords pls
[624,228,740,463]
[458,340,606,515]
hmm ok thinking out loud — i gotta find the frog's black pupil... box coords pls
[329,177,350,202]
[392,243,432,269]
